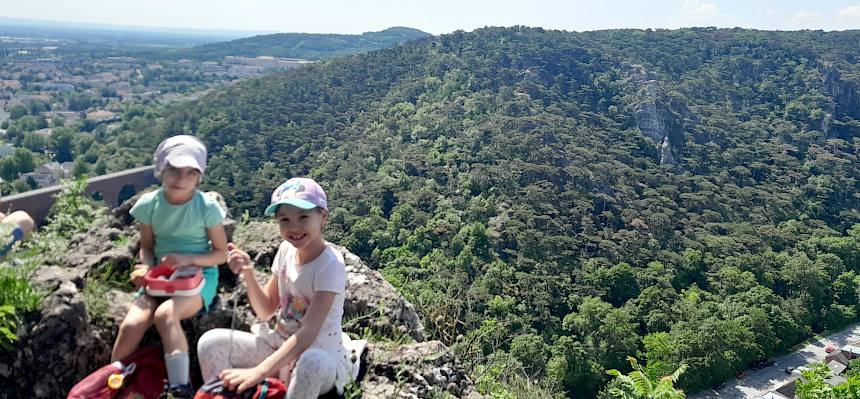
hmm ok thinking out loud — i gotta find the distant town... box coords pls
[0,33,311,191]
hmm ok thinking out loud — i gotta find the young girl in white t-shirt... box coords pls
[197,177,352,398]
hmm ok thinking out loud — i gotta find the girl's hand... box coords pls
[219,366,266,393]
[129,264,149,287]
[226,243,253,276]
[160,254,195,269]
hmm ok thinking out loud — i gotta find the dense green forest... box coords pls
[176,26,430,60]
[76,27,860,397]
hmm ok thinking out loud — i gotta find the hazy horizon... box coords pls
[1,0,858,36]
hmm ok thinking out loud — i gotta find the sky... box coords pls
[1,0,859,35]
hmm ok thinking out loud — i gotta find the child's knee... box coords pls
[197,329,228,353]
[5,211,34,235]
[120,314,151,332]
[153,304,179,326]
[294,349,330,376]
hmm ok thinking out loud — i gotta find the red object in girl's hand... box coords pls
[145,264,203,296]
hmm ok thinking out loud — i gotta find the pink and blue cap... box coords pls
[264,177,328,216]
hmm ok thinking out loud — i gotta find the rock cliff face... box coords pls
[625,63,694,167]
[822,64,859,119]
[0,194,482,398]
[821,64,860,139]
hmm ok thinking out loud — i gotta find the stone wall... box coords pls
[0,165,158,225]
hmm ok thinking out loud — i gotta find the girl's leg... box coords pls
[286,349,338,399]
[111,294,158,362]
[153,295,202,353]
[154,295,203,387]
[197,328,279,382]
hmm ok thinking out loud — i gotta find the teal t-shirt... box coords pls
[130,189,225,308]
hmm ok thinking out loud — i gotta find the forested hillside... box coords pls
[176,26,430,60]
[91,27,860,397]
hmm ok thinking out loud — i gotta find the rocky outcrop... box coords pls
[362,341,483,398]
[625,63,694,166]
[821,63,860,138]
[822,64,859,119]
[629,70,665,144]
[0,197,479,398]
[660,136,676,166]
[3,281,109,397]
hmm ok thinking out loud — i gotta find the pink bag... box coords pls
[67,345,167,399]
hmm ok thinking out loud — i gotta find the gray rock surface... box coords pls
[625,63,694,166]
[361,341,484,399]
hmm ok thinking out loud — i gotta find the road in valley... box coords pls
[690,323,860,398]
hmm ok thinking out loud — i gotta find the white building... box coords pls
[20,161,74,187]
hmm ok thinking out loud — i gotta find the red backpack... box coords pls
[67,345,167,399]
[193,377,286,399]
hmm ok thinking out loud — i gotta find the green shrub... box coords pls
[0,263,43,350]
[44,175,105,239]
[0,305,18,351]
[0,175,104,350]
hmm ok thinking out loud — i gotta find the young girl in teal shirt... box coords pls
[112,135,228,398]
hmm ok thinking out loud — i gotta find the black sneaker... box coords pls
[159,383,194,399]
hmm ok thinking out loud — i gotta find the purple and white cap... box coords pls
[153,135,207,178]
[264,177,328,216]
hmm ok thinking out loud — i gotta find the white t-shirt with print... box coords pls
[270,241,352,386]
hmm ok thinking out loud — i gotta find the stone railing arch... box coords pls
[0,165,158,225]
